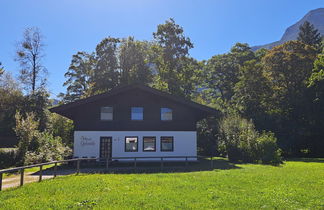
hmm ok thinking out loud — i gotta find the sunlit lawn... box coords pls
[0,158,323,209]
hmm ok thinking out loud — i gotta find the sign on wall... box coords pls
[80,136,95,146]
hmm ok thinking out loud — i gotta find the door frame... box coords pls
[99,136,112,159]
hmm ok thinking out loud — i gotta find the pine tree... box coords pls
[297,21,322,49]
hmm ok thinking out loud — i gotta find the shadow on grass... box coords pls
[35,158,241,175]
[285,158,324,163]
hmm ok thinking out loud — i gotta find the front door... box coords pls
[100,137,112,159]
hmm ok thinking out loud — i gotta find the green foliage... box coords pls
[297,21,322,50]
[218,114,282,164]
[15,112,71,165]
[24,131,72,165]
[0,148,18,169]
[47,113,74,147]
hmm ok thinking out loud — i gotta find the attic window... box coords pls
[131,107,143,120]
[161,108,172,121]
[101,107,113,120]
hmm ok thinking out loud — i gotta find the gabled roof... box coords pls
[50,84,219,118]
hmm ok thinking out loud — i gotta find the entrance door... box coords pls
[100,137,112,159]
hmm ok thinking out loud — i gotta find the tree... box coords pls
[153,18,197,98]
[262,41,318,155]
[0,62,4,76]
[91,37,120,94]
[119,37,153,85]
[204,43,255,101]
[59,52,95,103]
[15,27,47,94]
[297,21,322,50]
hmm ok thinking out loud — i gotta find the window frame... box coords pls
[100,106,113,121]
[142,136,156,152]
[125,136,138,152]
[161,107,173,121]
[131,107,144,121]
[160,136,174,152]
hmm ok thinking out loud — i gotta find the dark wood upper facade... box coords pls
[50,84,219,131]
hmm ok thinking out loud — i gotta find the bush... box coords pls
[0,148,18,169]
[15,112,72,165]
[218,114,282,165]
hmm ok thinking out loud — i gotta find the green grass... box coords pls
[0,159,323,209]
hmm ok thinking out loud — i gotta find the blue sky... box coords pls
[1,0,323,97]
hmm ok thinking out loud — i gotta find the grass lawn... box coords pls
[0,158,323,209]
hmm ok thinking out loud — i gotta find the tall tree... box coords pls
[91,37,120,94]
[204,43,255,101]
[15,27,47,94]
[153,18,197,98]
[119,37,153,85]
[59,52,95,103]
[297,21,322,50]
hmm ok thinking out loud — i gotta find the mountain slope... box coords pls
[252,8,324,51]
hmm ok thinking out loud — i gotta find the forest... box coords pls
[0,19,323,168]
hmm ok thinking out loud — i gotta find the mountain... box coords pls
[252,8,324,51]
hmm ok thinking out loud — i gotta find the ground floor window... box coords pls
[143,137,156,152]
[125,136,138,152]
[161,136,174,152]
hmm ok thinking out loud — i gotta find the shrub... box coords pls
[0,148,18,169]
[218,114,282,164]
[15,111,72,165]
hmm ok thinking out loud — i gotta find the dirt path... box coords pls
[2,173,54,190]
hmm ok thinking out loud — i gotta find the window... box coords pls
[161,108,172,121]
[101,107,113,120]
[161,136,174,152]
[131,107,143,120]
[143,137,156,152]
[125,136,138,152]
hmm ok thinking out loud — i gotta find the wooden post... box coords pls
[185,157,188,169]
[76,159,80,174]
[210,156,213,169]
[54,162,57,178]
[106,158,109,170]
[20,169,24,187]
[160,157,164,171]
[134,158,137,171]
[0,173,2,191]
[39,165,43,182]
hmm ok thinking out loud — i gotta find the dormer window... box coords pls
[161,108,172,121]
[101,107,113,120]
[131,107,143,120]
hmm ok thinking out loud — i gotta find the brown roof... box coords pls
[50,84,219,117]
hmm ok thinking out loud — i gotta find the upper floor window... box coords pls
[101,107,113,120]
[161,108,172,121]
[131,107,143,120]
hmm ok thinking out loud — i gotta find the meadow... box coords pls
[0,158,323,209]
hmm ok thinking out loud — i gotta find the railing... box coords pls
[0,156,216,191]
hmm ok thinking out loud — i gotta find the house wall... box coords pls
[74,131,197,161]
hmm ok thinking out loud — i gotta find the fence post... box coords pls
[210,156,213,169]
[134,157,137,171]
[20,169,24,187]
[185,157,188,169]
[54,162,57,178]
[106,158,109,170]
[76,159,80,174]
[160,157,163,171]
[0,173,2,191]
[39,165,43,182]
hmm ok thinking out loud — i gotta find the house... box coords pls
[50,84,219,161]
